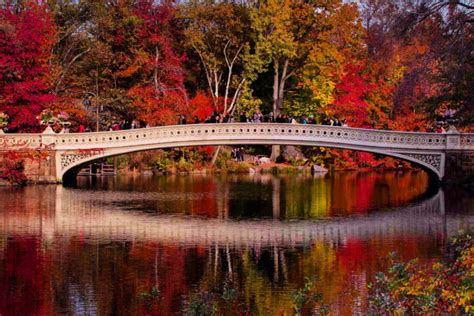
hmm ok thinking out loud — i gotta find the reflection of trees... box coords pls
[0,238,54,315]
[281,175,331,219]
[0,216,461,314]
[46,240,206,315]
[1,172,470,314]
[181,231,445,315]
[265,171,428,220]
[329,171,429,216]
[76,170,430,220]
[184,245,295,315]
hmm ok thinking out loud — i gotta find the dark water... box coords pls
[0,171,472,315]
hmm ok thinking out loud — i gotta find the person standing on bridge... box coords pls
[240,112,247,123]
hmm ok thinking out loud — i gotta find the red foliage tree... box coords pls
[332,64,374,128]
[188,91,214,121]
[128,0,189,126]
[0,2,56,132]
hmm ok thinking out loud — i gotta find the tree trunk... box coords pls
[271,60,282,161]
[270,145,281,162]
[272,60,280,114]
[210,145,221,167]
[154,46,159,95]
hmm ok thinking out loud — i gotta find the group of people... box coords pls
[231,147,245,161]
[181,113,233,124]
[321,117,348,126]
[74,111,350,133]
[176,111,349,127]
[108,120,149,131]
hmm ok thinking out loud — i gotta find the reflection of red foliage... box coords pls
[354,173,375,211]
[337,239,367,271]
[132,244,208,315]
[0,238,53,315]
[190,177,218,217]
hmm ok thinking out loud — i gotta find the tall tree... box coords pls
[49,0,189,128]
[48,0,137,130]
[129,0,188,126]
[0,1,56,132]
[181,0,262,118]
[360,0,473,131]
[251,0,364,158]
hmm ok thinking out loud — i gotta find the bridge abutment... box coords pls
[24,149,58,183]
[0,148,58,184]
[443,150,474,185]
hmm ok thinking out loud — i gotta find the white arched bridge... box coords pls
[1,123,473,183]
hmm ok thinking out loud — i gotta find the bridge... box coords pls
[0,123,473,183]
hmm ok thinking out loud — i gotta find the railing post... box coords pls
[445,128,461,150]
[41,125,56,147]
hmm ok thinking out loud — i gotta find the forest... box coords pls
[0,0,473,166]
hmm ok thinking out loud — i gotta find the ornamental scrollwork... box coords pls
[403,153,442,171]
[0,136,39,148]
[60,148,104,170]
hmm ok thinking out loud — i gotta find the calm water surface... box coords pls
[0,171,472,315]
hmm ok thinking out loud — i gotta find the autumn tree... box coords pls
[181,0,263,118]
[0,1,56,132]
[360,0,473,131]
[48,0,189,129]
[360,0,435,131]
[411,1,474,129]
[251,0,364,158]
[128,0,188,126]
[48,0,138,130]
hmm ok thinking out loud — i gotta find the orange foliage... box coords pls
[188,91,214,120]
[129,86,187,126]
[49,97,88,125]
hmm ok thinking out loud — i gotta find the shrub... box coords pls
[0,150,47,185]
[0,159,27,185]
[270,166,280,174]
[116,155,130,169]
[291,278,329,316]
[369,233,473,314]
[176,157,193,173]
[235,162,251,173]
[154,157,171,172]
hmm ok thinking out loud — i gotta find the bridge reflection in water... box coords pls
[0,173,473,315]
[0,178,471,247]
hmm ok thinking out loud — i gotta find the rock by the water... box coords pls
[311,165,328,173]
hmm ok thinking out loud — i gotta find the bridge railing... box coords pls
[461,134,474,147]
[0,134,42,149]
[1,123,473,151]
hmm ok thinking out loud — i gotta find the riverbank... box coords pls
[118,161,327,177]
[111,146,416,177]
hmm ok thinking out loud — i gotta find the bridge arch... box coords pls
[56,123,450,181]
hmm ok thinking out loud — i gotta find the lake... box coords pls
[0,171,472,315]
